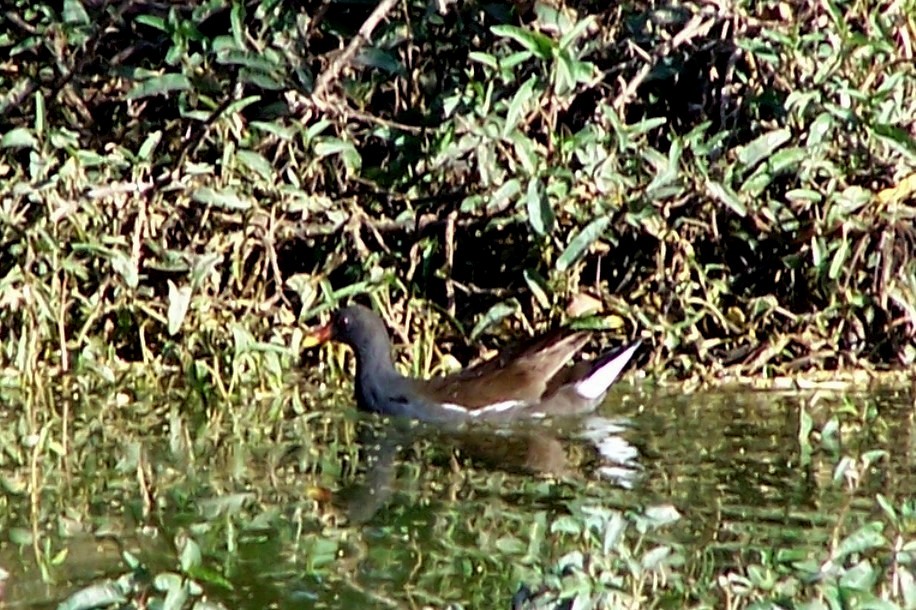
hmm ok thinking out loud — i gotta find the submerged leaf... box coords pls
[57,582,128,610]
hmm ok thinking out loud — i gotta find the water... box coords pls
[0,386,912,608]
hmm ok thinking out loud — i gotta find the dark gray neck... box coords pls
[352,334,401,413]
[352,330,396,378]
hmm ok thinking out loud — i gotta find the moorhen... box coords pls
[304,304,640,424]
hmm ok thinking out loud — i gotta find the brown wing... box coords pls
[420,330,589,409]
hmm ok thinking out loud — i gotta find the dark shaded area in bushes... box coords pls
[1,0,914,377]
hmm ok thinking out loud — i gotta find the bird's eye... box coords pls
[338,315,349,327]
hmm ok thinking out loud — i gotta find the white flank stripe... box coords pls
[468,400,526,417]
[440,403,470,414]
[439,400,527,419]
[574,342,640,400]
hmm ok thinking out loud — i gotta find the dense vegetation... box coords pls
[2,0,914,386]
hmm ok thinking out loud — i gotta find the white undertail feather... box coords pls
[574,342,641,400]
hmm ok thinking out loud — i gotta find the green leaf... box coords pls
[556,216,610,272]
[550,516,583,535]
[224,95,262,117]
[637,504,681,531]
[1,127,37,149]
[901,566,916,608]
[641,546,674,571]
[523,268,551,309]
[190,253,222,289]
[110,252,138,288]
[305,536,339,569]
[63,0,90,25]
[305,119,333,141]
[828,238,849,280]
[495,535,526,554]
[468,51,498,69]
[192,187,253,210]
[501,51,533,71]
[137,131,162,161]
[706,180,746,216]
[554,51,576,96]
[487,179,521,212]
[627,117,667,136]
[510,131,538,174]
[460,194,485,212]
[134,15,167,32]
[871,123,916,162]
[126,74,191,100]
[57,582,128,610]
[571,58,598,86]
[8,527,33,545]
[178,537,202,572]
[491,25,554,59]
[568,315,624,330]
[534,3,574,36]
[645,139,682,198]
[154,572,182,592]
[838,559,880,591]
[251,121,296,140]
[602,512,626,553]
[357,48,403,74]
[559,15,595,50]
[470,301,519,341]
[807,113,834,146]
[239,68,283,91]
[167,281,192,336]
[314,138,362,176]
[799,406,813,467]
[230,0,245,47]
[216,51,276,72]
[741,147,808,196]
[525,178,554,236]
[504,75,537,136]
[737,128,791,170]
[236,149,274,181]
[812,236,826,268]
[833,522,886,561]
[159,573,188,610]
[34,91,45,135]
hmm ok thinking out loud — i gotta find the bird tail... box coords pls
[574,340,642,400]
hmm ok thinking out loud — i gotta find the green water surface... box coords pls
[0,385,913,609]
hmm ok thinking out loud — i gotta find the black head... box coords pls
[303,304,395,372]
[329,304,390,350]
